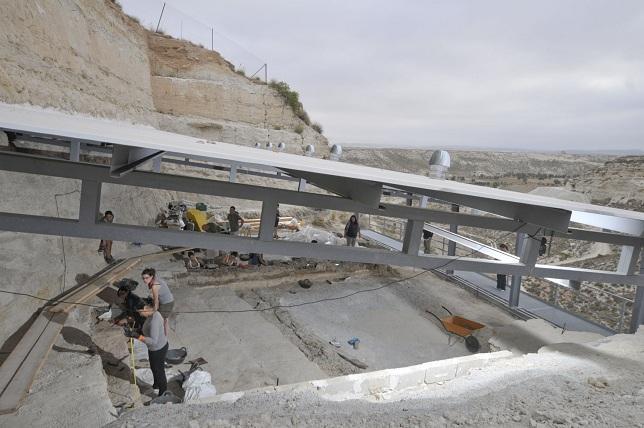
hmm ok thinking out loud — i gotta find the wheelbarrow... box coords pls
[426,306,485,353]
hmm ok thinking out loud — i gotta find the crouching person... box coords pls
[125,301,169,396]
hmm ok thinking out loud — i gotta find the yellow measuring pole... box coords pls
[129,337,137,386]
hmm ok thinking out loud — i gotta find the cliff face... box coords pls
[0,0,328,154]
[146,33,327,153]
[0,0,154,120]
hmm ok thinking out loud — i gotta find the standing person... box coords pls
[274,204,281,239]
[422,229,434,254]
[125,301,168,396]
[98,210,114,264]
[344,215,361,247]
[227,206,244,236]
[141,268,175,321]
[497,243,509,290]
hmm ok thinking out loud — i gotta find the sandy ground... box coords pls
[168,286,326,393]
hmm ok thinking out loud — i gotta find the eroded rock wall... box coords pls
[0,0,156,122]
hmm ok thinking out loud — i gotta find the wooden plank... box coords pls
[0,312,67,414]
[49,247,189,313]
[48,258,142,313]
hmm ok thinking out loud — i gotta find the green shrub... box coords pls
[311,122,323,134]
[235,68,246,77]
[269,80,311,125]
[294,124,304,135]
[273,125,282,131]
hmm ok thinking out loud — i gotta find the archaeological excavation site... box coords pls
[1,1,643,427]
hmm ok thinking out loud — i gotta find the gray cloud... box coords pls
[122,0,644,151]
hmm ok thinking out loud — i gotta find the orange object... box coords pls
[440,316,485,337]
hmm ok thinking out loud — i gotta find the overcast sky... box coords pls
[122,0,644,151]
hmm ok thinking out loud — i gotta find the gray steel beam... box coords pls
[229,163,237,183]
[402,220,423,255]
[447,204,459,275]
[571,211,644,236]
[286,170,382,207]
[617,245,642,275]
[0,211,530,275]
[298,178,307,192]
[510,233,541,307]
[258,198,278,242]
[554,228,642,246]
[69,141,80,162]
[110,145,164,177]
[152,157,162,173]
[0,153,542,234]
[630,251,644,333]
[78,180,102,225]
[630,287,644,333]
[4,153,641,246]
[397,185,572,233]
[532,265,644,286]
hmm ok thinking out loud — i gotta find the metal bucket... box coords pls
[165,347,187,365]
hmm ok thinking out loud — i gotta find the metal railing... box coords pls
[362,213,633,333]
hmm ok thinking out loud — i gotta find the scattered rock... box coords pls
[298,279,312,289]
[587,377,609,388]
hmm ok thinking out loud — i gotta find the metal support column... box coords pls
[446,204,459,274]
[69,142,80,162]
[258,198,279,242]
[419,196,428,209]
[152,157,162,173]
[402,219,423,255]
[229,164,237,183]
[617,244,642,275]
[629,251,644,333]
[298,178,307,192]
[78,180,102,225]
[509,232,540,307]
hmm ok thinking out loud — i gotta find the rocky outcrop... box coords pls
[570,156,644,211]
[0,0,328,154]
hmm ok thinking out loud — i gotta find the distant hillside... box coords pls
[343,148,612,178]
[570,156,644,212]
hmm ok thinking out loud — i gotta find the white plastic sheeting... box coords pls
[182,370,217,402]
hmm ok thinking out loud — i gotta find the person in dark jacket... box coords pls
[422,229,434,254]
[114,285,145,329]
[497,243,509,290]
[344,215,360,247]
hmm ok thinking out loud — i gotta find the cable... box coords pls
[53,189,80,293]
[1,222,528,314]
[173,222,529,314]
[0,289,102,308]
